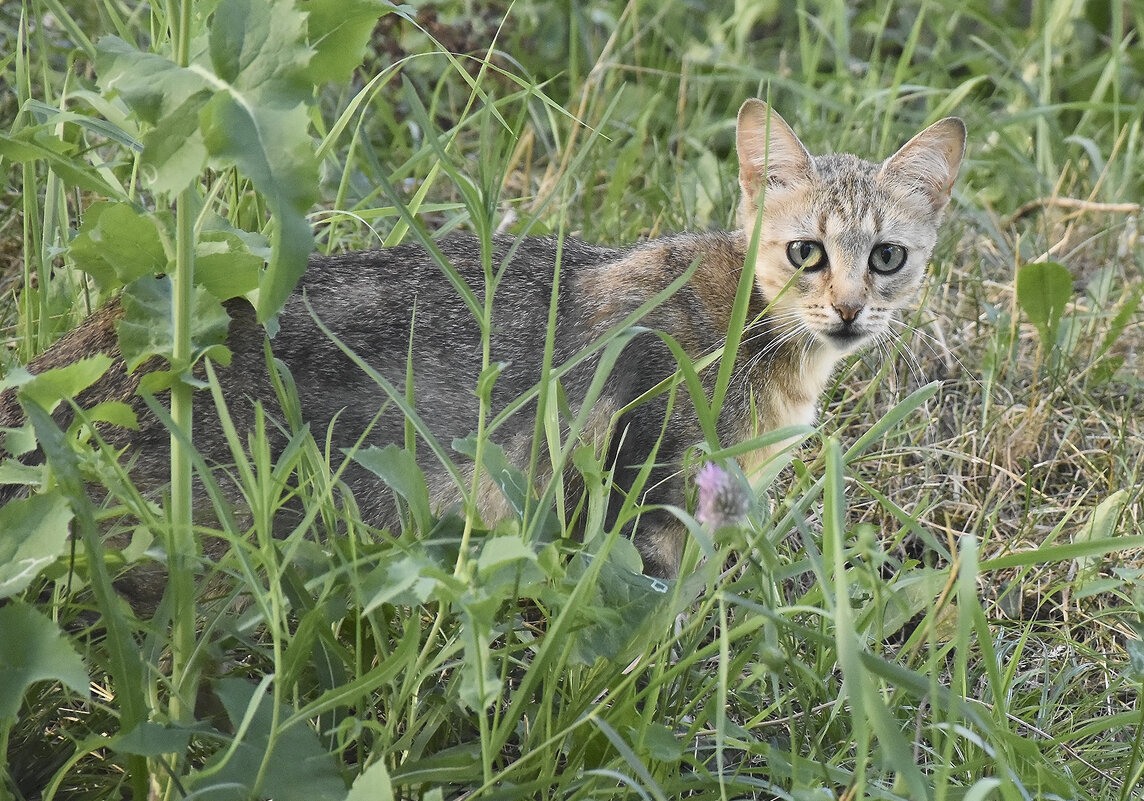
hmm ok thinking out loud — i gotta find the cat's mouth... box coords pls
[822,325,873,350]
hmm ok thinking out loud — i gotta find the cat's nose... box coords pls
[834,303,862,325]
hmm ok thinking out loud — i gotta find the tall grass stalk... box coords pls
[166,0,200,744]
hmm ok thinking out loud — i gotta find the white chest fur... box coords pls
[738,344,841,480]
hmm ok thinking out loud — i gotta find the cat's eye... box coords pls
[787,240,826,271]
[869,243,907,274]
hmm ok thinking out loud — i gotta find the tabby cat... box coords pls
[0,100,966,582]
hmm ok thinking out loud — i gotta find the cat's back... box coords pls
[298,234,622,306]
[280,234,622,355]
[260,234,633,437]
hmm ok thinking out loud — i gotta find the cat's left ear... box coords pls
[880,117,967,214]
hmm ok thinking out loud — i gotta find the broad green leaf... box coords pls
[69,201,170,289]
[0,454,41,480]
[1016,260,1072,349]
[640,722,684,762]
[209,0,312,103]
[0,365,32,393]
[453,435,530,519]
[351,444,432,534]
[114,721,194,757]
[192,678,345,801]
[558,557,672,665]
[138,93,212,196]
[2,376,40,458]
[457,592,502,712]
[96,36,213,125]
[0,602,90,721]
[203,0,320,320]
[199,94,317,321]
[879,566,949,637]
[195,230,264,300]
[100,3,321,317]
[0,493,74,599]
[81,400,140,431]
[96,36,215,195]
[18,354,113,413]
[476,534,537,576]
[345,759,396,801]
[358,554,436,614]
[117,276,232,373]
[1075,577,1126,599]
[202,218,271,258]
[457,646,500,712]
[390,744,481,786]
[305,0,395,84]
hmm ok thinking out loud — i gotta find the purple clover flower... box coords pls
[695,462,749,529]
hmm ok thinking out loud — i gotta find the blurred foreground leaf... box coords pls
[191,678,345,801]
[0,603,90,721]
[0,493,74,599]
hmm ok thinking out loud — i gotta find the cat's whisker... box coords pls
[728,320,815,395]
[884,336,926,389]
[886,318,983,389]
[863,322,925,388]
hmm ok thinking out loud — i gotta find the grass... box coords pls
[1,0,1143,799]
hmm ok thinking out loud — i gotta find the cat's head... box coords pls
[735,99,965,354]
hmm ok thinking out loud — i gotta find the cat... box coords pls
[0,100,966,585]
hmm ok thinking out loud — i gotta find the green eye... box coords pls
[787,240,826,271]
[869,243,907,274]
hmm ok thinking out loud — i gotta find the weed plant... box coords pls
[1,0,1142,799]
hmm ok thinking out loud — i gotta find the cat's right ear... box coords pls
[736,100,813,214]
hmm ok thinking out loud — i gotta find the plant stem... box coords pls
[167,0,198,727]
[168,190,197,720]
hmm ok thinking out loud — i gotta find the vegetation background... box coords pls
[0,0,1142,799]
